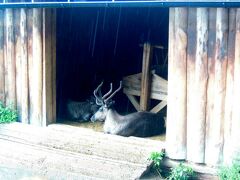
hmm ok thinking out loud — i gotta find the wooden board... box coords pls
[0,122,164,180]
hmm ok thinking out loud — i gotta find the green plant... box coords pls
[168,163,195,180]
[218,160,240,180]
[0,102,17,123]
[148,151,165,177]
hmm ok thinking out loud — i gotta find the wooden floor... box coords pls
[0,122,165,180]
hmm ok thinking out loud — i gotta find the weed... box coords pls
[218,160,240,180]
[168,163,195,180]
[0,102,17,124]
[148,151,165,177]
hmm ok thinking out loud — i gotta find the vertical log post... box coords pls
[188,8,208,163]
[4,9,16,108]
[186,8,197,161]
[140,42,153,111]
[51,9,57,124]
[0,10,4,104]
[27,9,33,124]
[207,8,228,165]
[223,8,236,164]
[30,9,43,126]
[212,8,229,165]
[43,9,55,126]
[231,8,240,162]
[166,8,188,160]
[14,9,22,121]
[205,8,217,164]
[20,8,28,124]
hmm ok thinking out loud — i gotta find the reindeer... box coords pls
[67,96,100,122]
[90,81,165,137]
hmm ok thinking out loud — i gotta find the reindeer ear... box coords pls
[107,100,115,108]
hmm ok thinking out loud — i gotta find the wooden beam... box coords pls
[20,8,28,124]
[166,8,188,160]
[0,10,4,104]
[140,43,153,111]
[223,8,236,164]
[126,94,140,111]
[4,9,16,108]
[150,101,167,113]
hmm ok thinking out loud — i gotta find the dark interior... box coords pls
[56,7,169,119]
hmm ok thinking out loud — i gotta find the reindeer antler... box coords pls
[93,81,104,105]
[104,81,122,104]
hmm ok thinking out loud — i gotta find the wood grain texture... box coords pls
[223,8,236,164]
[140,43,153,111]
[4,9,16,108]
[166,8,188,160]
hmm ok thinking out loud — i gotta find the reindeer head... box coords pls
[90,81,122,122]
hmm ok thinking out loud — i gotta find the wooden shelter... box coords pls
[0,0,240,172]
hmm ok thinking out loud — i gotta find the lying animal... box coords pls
[67,96,100,122]
[90,81,165,137]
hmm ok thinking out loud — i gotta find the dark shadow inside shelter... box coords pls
[56,7,169,139]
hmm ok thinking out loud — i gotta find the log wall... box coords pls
[167,7,240,166]
[0,8,56,126]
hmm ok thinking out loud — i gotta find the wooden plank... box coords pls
[140,43,153,111]
[126,94,140,111]
[223,8,236,164]
[0,10,4,104]
[14,9,22,121]
[4,9,16,108]
[205,8,217,165]
[150,101,167,113]
[30,9,43,126]
[186,8,197,162]
[0,122,165,179]
[0,139,146,180]
[42,8,53,126]
[123,88,167,101]
[206,8,228,166]
[166,8,188,160]
[51,9,57,124]
[231,8,240,163]
[20,8,28,124]
[123,76,168,94]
